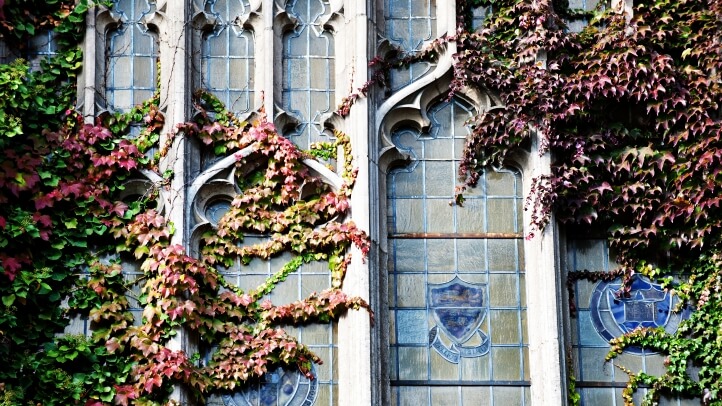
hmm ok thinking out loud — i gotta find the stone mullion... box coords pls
[337,0,374,403]
[80,11,96,123]
[522,129,565,405]
[156,1,192,403]
[522,3,564,403]
[263,0,276,117]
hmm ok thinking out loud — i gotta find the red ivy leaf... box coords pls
[1,256,23,280]
[113,385,138,406]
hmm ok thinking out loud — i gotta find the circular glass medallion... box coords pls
[221,365,318,406]
[589,276,688,354]
[206,199,232,227]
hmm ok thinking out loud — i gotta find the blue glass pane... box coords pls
[577,310,608,347]
[106,0,158,112]
[588,276,687,354]
[384,0,435,90]
[397,310,428,344]
[282,0,334,150]
[201,0,255,115]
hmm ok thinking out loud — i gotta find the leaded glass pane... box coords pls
[199,0,255,115]
[461,387,492,405]
[384,0,435,90]
[281,0,334,150]
[388,99,528,405]
[492,387,525,406]
[106,0,158,112]
[471,6,489,31]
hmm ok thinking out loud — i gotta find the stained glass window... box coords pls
[106,0,158,112]
[196,176,338,406]
[387,99,529,405]
[213,244,337,406]
[199,0,255,115]
[384,0,435,90]
[282,0,334,150]
[567,239,697,405]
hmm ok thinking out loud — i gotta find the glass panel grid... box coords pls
[201,0,255,115]
[384,0,436,90]
[388,99,527,405]
[106,0,158,112]
[387,101,523,236]
[389,238,527,383]
[217,236,337,405]
[282,0,334,150]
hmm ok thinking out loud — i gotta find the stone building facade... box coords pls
[54,0,697,404]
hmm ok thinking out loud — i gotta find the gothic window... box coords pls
[105,0,158,112]
[384,0,435,90]
[198,0,255,115]
[185,1,343,401]
[281,0,335,150]
[188,154,342,405]
[566,239,696,406]
[387,98,530,405]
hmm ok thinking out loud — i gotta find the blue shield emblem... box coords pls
[589,276,689,355]
[428,277,489,363]
[607,277,672,333]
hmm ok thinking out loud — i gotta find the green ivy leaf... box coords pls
[2,294,16,307]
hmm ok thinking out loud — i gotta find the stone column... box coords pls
[156,1,191,403]
[337,0,374,403]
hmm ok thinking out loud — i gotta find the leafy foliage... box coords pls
[446,0,722,404]
[0,4,369,406]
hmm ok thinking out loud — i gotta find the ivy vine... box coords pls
[447,0,721,404]
[0,2,370,405]
[3,0,721,405]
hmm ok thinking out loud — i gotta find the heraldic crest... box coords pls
[428,277,490,363]
[590,276,688,355]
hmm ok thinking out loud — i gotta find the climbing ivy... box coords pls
[0,2,369,405]
[338,0,722,403]
[446,0,721,404]
[3,0,721,405]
